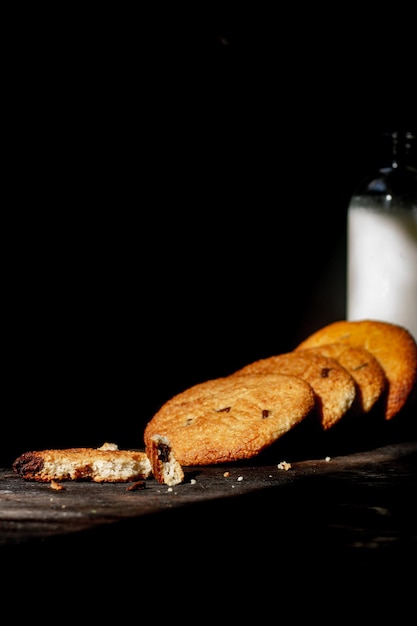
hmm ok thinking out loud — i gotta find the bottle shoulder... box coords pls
[350,165,417,208]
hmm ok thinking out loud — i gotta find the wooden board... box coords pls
[2,428,416,613]
[2,439,416,541]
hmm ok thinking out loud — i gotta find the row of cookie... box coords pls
[143,320,417,466]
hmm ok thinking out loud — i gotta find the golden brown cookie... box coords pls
[296,319,417,420]
[12,442,152,483]
[232,351,357,430]
[295,343,387,415]
[143,373,316,465]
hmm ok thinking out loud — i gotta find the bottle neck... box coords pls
[351,131,417,208]
[388,131,416,171]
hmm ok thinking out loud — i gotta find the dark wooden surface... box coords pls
[3,438,415,546]
[2,415,416,616]
[2,412,416,551]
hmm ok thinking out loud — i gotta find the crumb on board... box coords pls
[126,481,146,491]
[50,480,65,491]
[277,461,292,471]
[325,456,331,462]
[223,471,230,478]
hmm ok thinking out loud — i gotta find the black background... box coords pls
[3,7,416,466]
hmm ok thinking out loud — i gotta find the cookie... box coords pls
[146,434,185,486]
[12,442,152,483]
[232,351,357,430]
[295,343,387,415]
[296,319,417,420]
[143,373,316,465]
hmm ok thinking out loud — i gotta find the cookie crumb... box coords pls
[126,480,146,491]
[237,475,243,481]
[190,478,197,484]
[97,442,119,451]
[325,456,331,462]
[50,480,65,491]
[223,471,230,478]
[277,461,292,471]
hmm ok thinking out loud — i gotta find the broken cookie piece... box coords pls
[12,444,152,483]
[146,434,185,486]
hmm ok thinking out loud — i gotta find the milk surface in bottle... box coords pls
[347,131,417,340]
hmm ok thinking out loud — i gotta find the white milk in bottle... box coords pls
[347,131,417,341]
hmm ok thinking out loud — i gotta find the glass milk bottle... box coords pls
[347,131,417,341]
